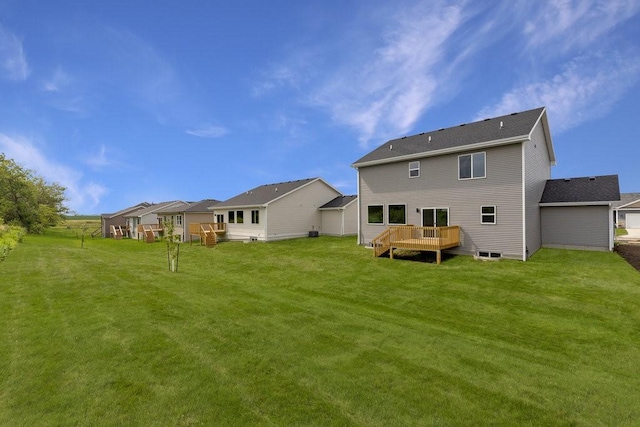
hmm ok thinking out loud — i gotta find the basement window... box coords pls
[481,206,496,224]
[476,251,502,260]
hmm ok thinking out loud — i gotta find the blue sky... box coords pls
[1,1,639,214]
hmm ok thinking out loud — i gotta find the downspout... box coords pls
[608,203,614,251]
[356,168,362,245]
[521,143,527,261]
[264,206,268,242]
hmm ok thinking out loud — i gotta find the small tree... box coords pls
[163,219,180,272]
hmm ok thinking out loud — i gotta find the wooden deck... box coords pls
[372,225,460,264]
[188,223,226,247]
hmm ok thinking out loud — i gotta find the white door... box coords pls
[626,213,640,228]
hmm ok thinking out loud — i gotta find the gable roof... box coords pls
[318,195,357,210]
[101,202,150,219]
[539,175,620,206]
[613,193,640,209]
[352,107,554,167]
[214,178,338,209]
[154,201,191,215]
[184,199,220,213]
[123,200,184,217]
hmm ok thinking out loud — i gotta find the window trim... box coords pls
[387,204,407,225]
[481,205,496,224]
[251,209,259,224]
[458,152,486,180]
[236,210,244,224]
[176,215,183,226]
[409,161,420,178]
[229,211,235,224]
[367,205,384,225]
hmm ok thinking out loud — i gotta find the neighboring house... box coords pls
[100,202,150,238]
[183,199,220,243]
[123,201,185,240]
[212,178,343,241]
[539,175,620,251]
[352,106,620,260]
[613,193,640,228]
[318,195,358,236]
[155,201,192,242]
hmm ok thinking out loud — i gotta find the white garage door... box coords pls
[627,213,640,229]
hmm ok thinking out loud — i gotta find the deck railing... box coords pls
[188,223,226,235]
[372,225,461,261]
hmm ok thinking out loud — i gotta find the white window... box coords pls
[229,211,235,224]
[176,215,183,226]
[251,210,259,224]
[409,161,420,178]
[388,204,406,225]
[459,152,486,179]
[481,206,496,224]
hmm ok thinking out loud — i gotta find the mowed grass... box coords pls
[1,228,640,426]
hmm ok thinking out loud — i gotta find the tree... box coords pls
[0,154,68,233]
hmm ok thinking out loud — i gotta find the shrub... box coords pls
[0,224,26,261]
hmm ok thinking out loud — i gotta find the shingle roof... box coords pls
[319,195,357,209]
[540,175,620,204]
[101,202,150,219]
[214,178,322,208]
[184,199,220,212]
[155,201,190,214]
[353,107,550,167]
[123,200,183,217]
[613,193,640,208]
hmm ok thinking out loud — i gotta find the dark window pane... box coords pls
[459,155,471,179]
[368,205,383,224]
[388,205,406,224]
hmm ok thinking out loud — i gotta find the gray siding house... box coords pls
[352,107,620,260]
[540,176,620,251]
[123,201,185,240]
[212,178,344,241]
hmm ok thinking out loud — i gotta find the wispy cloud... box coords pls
[185,125,228,138]
[475,50,640,132]
[311,2,467,148]
[0,133,108,213]
[523,0,640,53]
[42,66,72,92]
[0,25,30,81]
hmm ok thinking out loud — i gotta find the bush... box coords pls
[0,224,26,261]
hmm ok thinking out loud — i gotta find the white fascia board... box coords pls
[529,108,556,166]
[210,204,266,210]
[351,135,529,169]
[616,199,640,209]
[539,201,613,207]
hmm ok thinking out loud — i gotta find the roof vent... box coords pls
[460,123,466,127]
[275,187,278,192]
[389,144,393,150]
[499,121,504,129]
[510,112,518,115]
[438,128,444,131]
[428,136,432,143]
[564,178,571,182]
[484,118,490,121]
[589,176,596,181]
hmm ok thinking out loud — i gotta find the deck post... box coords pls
[390,247,394,259]
[436,250,441,265]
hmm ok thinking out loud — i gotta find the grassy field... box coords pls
[1,227,640,426]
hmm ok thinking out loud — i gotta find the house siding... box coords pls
[523,121,552,258]
[216,207,267,241]
[267,180,340,240]
[320,202,357,236]
[541,205,611,250]
[358,143,525,259]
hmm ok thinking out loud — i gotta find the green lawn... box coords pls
[1,229,640,426]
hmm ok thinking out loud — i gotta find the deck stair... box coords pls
[143,225,156,243]
[371,225,461,264]
[200,224,217,247]
[111,225,124,240]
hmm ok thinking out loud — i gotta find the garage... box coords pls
[627,213,640,229]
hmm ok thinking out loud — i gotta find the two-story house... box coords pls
[352,107,618,261]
